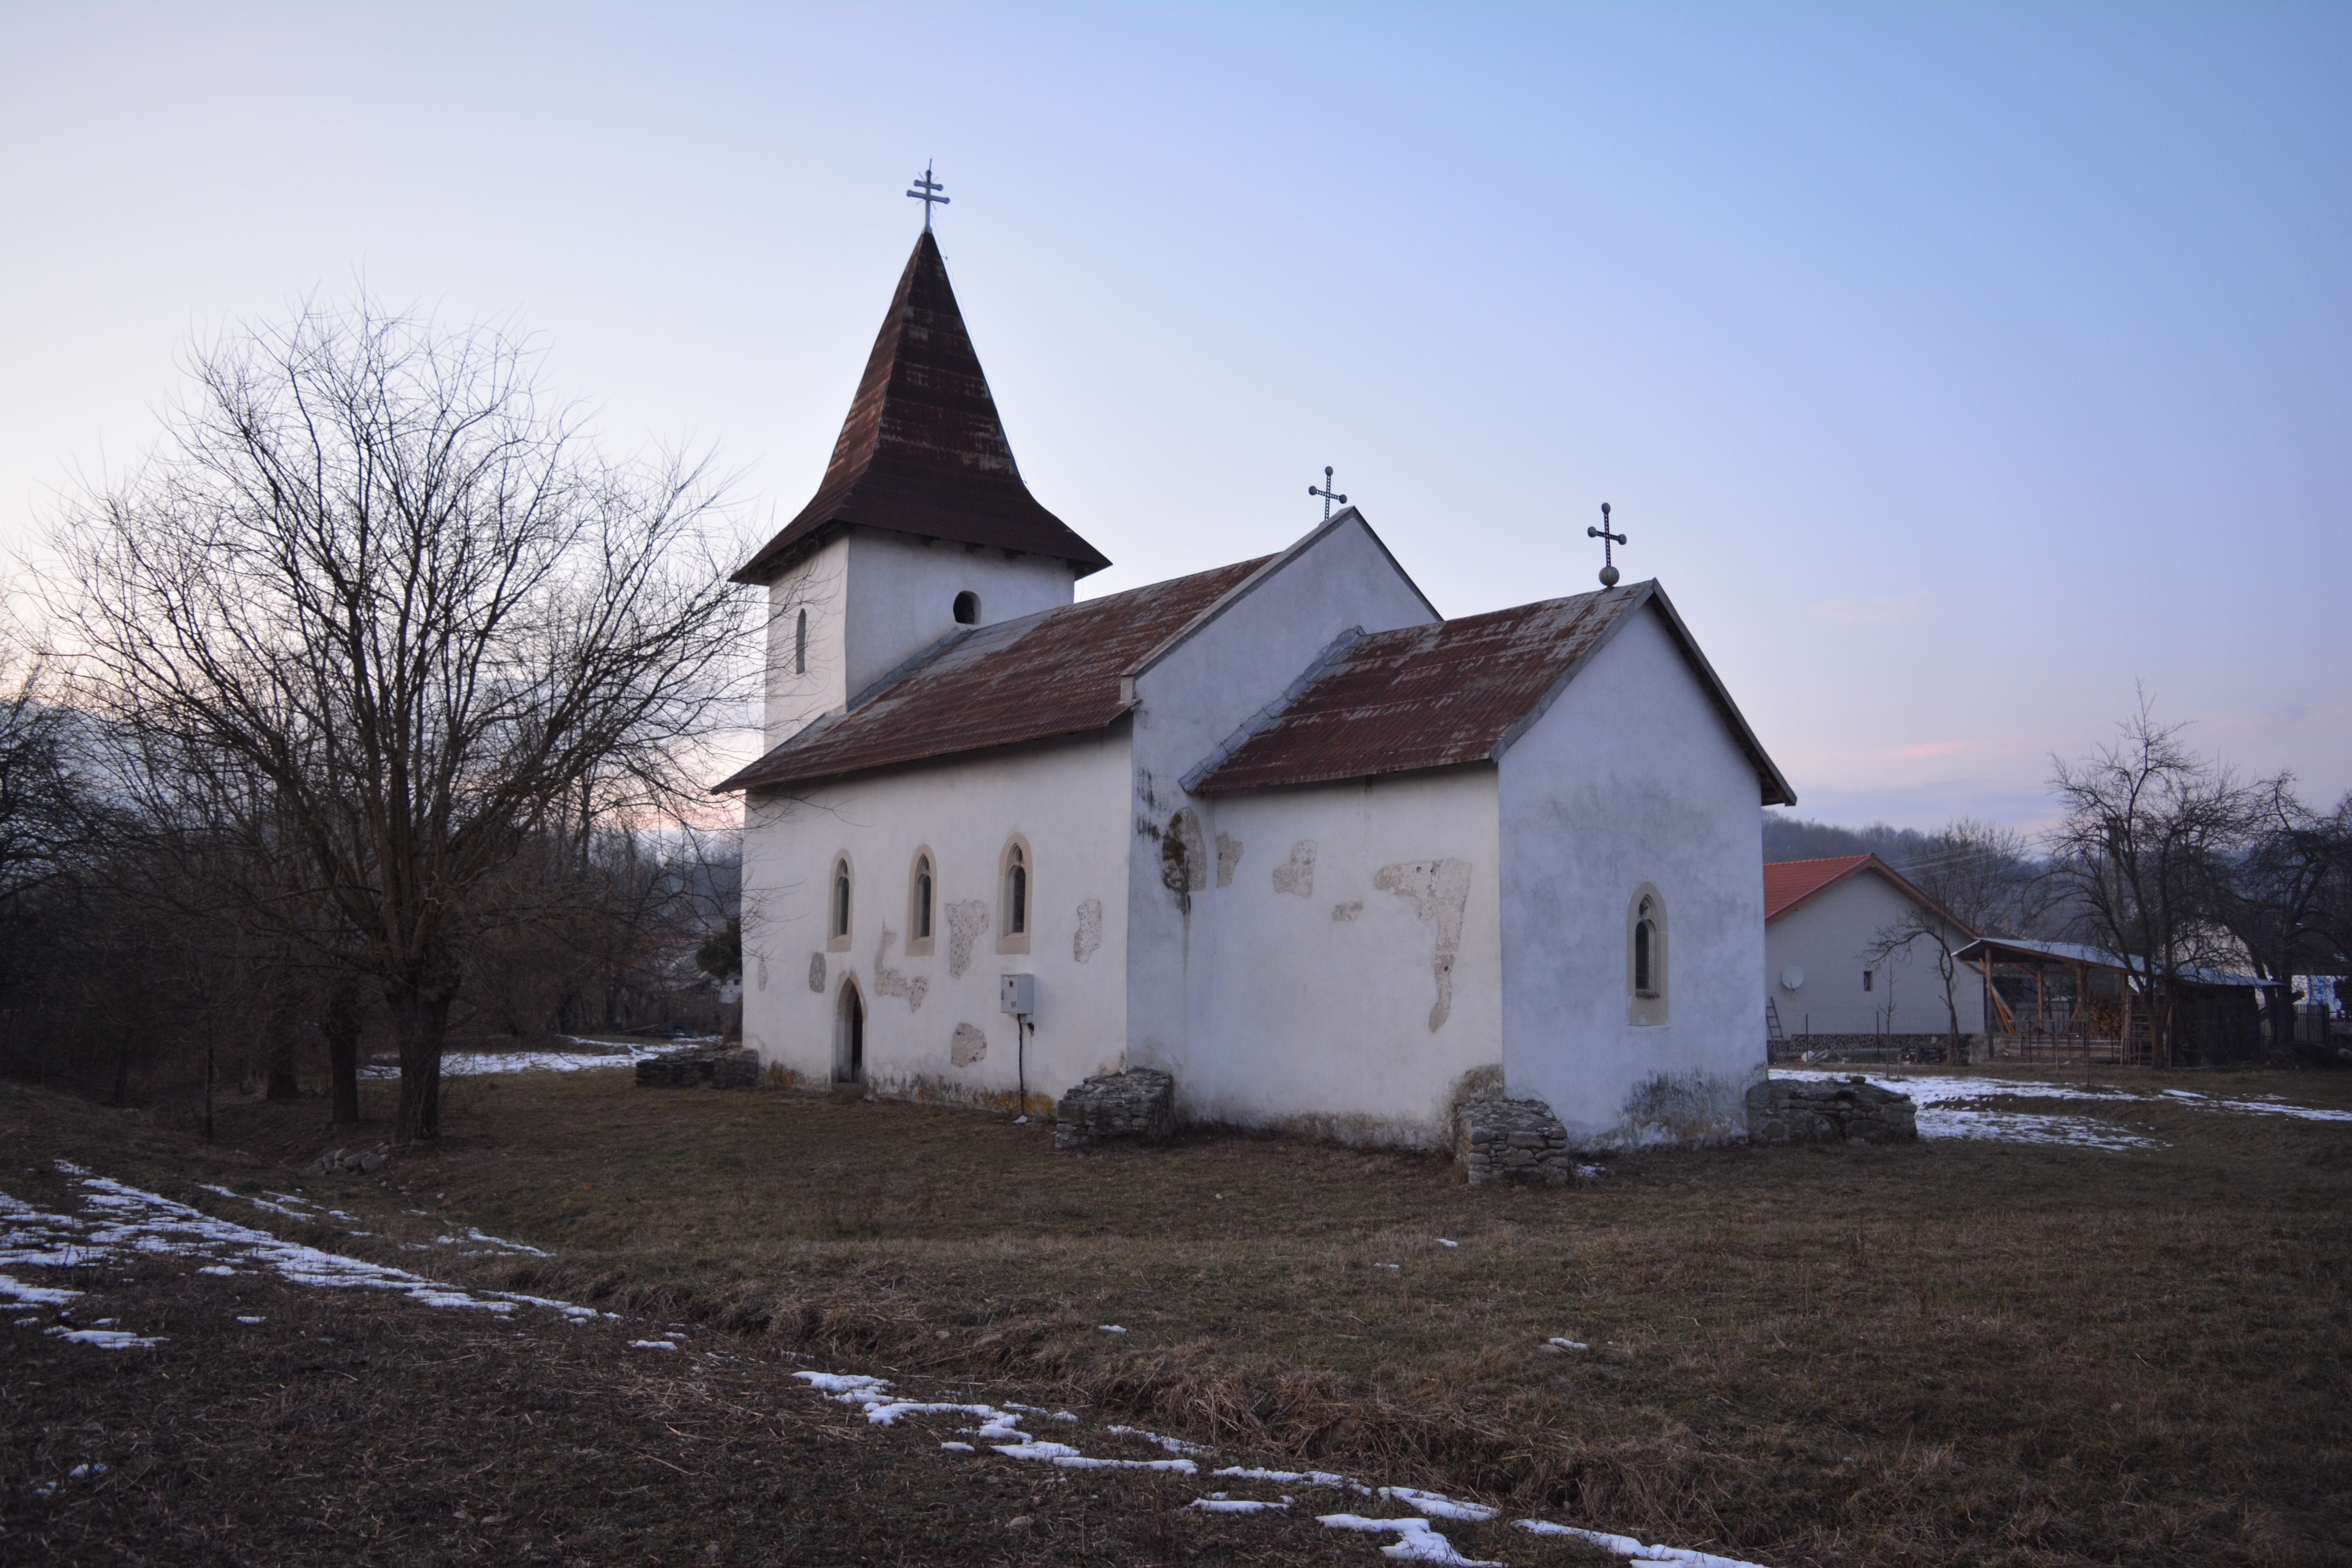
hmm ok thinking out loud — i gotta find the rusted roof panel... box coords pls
[716,556,1271,793]
[1189,587,1645,792]
[733,230,1110,585]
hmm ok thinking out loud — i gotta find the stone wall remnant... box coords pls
[951,1022,988,1067]
[1054,1068,1175,1149]
[1745,1077,1918,1145]
[1454,1096,1570,1185]
[637,1049,763,1090]
[872,925,928,1011]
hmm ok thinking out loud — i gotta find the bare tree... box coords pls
[2202,782,2351,1050]
[47,297,752,1142]
[2047,698,2257,1066]
[1861,821,2055,1054]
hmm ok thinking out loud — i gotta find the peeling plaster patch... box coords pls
[757,956,770,993]
[804,954,823,994]
[951,1023,988,1068]
[1374,860,1472,1033]
[1161,810,1207,898]
[1073,899,1103,964]
[1215,834,1243,888]
[1272,841,1317,897]
[946,901,989,978]
[1614,1073,1746,1147]
[1331,902,1363,922]
[873,926,928,1012]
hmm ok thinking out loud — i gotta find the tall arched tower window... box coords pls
[1627,884,1668,1026]
[794,609,808,675]
[827,855,853,953]
[996,837,1032,954]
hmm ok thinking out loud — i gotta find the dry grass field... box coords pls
[5,1058,2349,1566]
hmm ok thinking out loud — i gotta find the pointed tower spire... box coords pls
[733,231,1110,584]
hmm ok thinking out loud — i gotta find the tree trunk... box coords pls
[324,981,362,1126]
[389,981,452,1144]
[264,1008,299,1102]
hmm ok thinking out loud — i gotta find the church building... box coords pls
[719,227,1796,1151]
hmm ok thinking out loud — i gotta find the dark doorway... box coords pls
[834,980,865,1085]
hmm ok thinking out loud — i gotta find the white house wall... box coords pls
[1121,515,1440,1113]
[1496,604,1769,1149]
[759,529,1079,750]
[1181,770,1503,1147]
[740,725,1132,1113]
[1766,874,1985,1036]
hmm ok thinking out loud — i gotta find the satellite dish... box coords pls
[1780,965,1806,991]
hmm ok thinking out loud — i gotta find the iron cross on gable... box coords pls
[1587,502,1627,587]
[1309,466,1347,521]
[906,163,949,230]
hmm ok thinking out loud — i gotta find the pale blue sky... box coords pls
[4,4,2345,828]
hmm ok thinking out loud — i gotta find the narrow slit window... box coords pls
[794,609,808,675]
[1006,844,1028,935]
[1862,970,1874,993]
[831,858,851,939]
[914,856,933,941]
[1633,898,1657,997]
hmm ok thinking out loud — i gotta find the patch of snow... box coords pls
[992,1438,1198,1473]
[1214,1465,1368,1494]
[1379,1486,1496,1522]
[68,1463,106,1478]
[1190,1496,1287,1513]
[48,1325,162,1349]
[1319,1513,1499,1565]
[236,1316,264,1324]
[794,1371,890,1396]
[1576,1164,1606,1179]
[1108,1424,1210,1456]
[199,1184,313,1221]
[628,1340,679,1351]
[196,1265,236,1276]
[1099,1323,1127,1333]
[1513,1519,1769,1567]
[0,1273,79,1306]
[1547,1338,1589,1351]
[939,1441,975,1452]
[1436,1239,1459,1249]
[360,1038,701,1079]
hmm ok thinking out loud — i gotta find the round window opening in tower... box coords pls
[953,591,979,625]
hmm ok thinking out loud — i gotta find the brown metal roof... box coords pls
[716,556,1271,793]
[732,230,1110,585]
[1187,580,1796,803]
[1765,853,1975,935]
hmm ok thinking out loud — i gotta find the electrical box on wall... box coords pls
[999,973,1034,1019]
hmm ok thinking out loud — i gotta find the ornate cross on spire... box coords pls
[1309,466,1347,521]
[1586,502,1627,587]
[906,162,949,230]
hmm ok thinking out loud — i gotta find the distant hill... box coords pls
[1761,811,1936,870]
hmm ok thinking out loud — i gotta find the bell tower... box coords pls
[735,228,1110,747]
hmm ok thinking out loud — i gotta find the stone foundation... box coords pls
[1769,1033,1975,1065]
[1745,1076,1918,1145]
[636,1048,762,1090]
[1054,1068,1174,1149]
[1454,1096,1570,1185]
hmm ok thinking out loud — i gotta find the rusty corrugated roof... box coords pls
[732,230,1110,585]
[1187,580,1796,804]
[716,556,1271,793]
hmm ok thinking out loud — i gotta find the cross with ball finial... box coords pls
[1587,502,1627,587]
[1309,466,1347,521]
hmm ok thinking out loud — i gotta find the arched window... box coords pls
[907,849,936,956]
[1627,885,1667,1025]
[996,837,1032,954]
[794,609,808,675]
[827,855,852,952]
[953,590,979,625]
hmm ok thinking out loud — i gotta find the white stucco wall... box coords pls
[1765,872,1984,1036]
[1495,604,1770,1148]
[759,529,1079,748]
[739,725,1132,1113]
[1121,514,1440,1109]
[1183,770,1503,1146]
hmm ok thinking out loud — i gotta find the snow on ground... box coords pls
[1779,1069,2352,1150]
[1,1162,617,1345]
[358,1036,712,1079]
